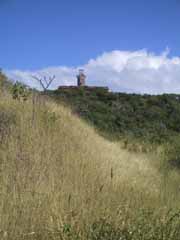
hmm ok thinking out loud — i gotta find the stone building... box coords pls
[58,69,108,92]
[77,69,86,86]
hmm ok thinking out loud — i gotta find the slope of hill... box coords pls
[0,76,180,239]
[47,87,180,169]
[48,87,180,144]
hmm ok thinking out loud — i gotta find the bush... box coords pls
[11,82,30,101]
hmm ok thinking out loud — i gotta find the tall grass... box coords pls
[0,90,180,239]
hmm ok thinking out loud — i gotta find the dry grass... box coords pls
[0,92,180,239]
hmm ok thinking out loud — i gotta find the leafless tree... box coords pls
[32,75,55,91]
[30,75,55,126]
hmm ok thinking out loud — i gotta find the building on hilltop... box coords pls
[77,69,86,86]
[58,69,109,92]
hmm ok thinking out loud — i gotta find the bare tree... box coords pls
[30,75,55,125]
[32,75,55,91]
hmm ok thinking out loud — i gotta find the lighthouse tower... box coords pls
[77,69,86,87]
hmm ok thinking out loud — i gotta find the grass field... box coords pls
[0,88,180,239]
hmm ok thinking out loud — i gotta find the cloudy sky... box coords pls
[1,0,180,94]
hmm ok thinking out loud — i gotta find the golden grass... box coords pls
[0,92,180,239]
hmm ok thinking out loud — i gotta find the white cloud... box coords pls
[5,49,180,94]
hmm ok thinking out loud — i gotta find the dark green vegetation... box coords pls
[49,87,180,144]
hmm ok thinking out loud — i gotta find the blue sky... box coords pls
[1,0,180,93]
[1,0,180,70]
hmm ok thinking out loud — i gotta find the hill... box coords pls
[47,87,180,167]
[48,87,180,143]
[0,75,180,239]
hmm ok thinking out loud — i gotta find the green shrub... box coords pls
[11,82,30,101]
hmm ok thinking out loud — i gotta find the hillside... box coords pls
[0,75,180,239]
[48,87,180,144]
